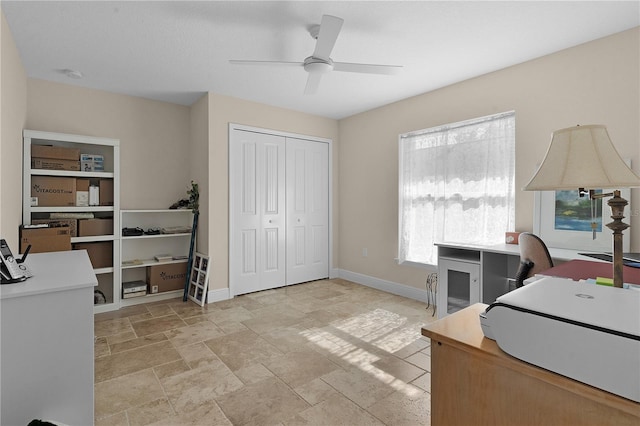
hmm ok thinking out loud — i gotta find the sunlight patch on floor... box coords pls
[374,323,426,354]
[301,308,427,397]
[301,328,358,357]
[332,309,408,343]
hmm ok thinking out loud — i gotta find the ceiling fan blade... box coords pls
[304,72,323,95]
[333,62,403,75]
[229,60,303,68]
[312,15,344,61]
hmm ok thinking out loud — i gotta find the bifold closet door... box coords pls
[229,131,286,296]
[286,138,329,285]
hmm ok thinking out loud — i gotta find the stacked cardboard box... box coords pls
[99,179,114,206]
[31,158,80,171]
[31,145,80,172]
[20,226,71,254]
[30,176,76,207]
[31,219,78,237]
[73,241,112,269]
[78,218,113,236]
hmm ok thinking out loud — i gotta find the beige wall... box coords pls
[207,93,339,291]
[189,94,209,253]
[338,27,640,291]
[0,10,27,250]
[26,80,192,210]
[2,12,637,298]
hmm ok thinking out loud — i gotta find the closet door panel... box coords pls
[230,131,285,295]
[286,138,329,285]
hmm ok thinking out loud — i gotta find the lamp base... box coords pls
[605,190,629,288]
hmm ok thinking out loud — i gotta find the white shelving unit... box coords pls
[23,130,120,314]
[120,209,193,307]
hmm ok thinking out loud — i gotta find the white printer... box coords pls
[480,276,640,402]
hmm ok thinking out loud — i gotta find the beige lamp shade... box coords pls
[524,125,640,191]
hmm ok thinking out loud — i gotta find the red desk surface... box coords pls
[541,260,640,285]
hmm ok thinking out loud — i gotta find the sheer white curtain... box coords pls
[398,111,515,265]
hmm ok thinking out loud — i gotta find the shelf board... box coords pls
[119,290,183,307]
[93,266,114,275]
[30,206,114,213]
[72,235,116,244]
[121,233,191,240]
[121,258,188,269]
[30,169,114,178]
[122,209,193,214]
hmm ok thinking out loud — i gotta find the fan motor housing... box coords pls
[304,57,333,74]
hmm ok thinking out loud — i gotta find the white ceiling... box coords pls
[2,1,639,120]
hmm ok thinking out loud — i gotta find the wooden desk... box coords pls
[422,304,640,425]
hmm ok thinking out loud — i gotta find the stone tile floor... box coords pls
[94,278,435,425]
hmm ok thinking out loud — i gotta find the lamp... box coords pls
[524,124,640,288]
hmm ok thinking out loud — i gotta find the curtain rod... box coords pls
[400,110,515,140]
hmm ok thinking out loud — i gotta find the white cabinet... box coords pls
[437,257,480,319]
[0,251,96,425]
[435,242,590,319]
[120,209,193,306]
[23,130,120,313]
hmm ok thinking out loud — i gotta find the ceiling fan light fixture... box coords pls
[304,57,333,74]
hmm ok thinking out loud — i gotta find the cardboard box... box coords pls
[31,176,76,207]
[31,158,80,171]
[147,262,188,293]
[92,155,104,171]
[81,154,105,172]
[31,218,78,237]
[20,226,71,254]
[31,145,80,161]
[505,232,521,245]
[76,178,89,206]
[73,241,112,269]
[78,218,113,237]
[99,179,114,206]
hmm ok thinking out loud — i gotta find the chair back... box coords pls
[515,232,553,287]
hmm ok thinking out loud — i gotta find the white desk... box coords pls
[1,250,97,426]
[435,242,593,318]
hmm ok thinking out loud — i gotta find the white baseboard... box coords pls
[206,270,428,304]
[336,269,428,303]
[207,287,230,304]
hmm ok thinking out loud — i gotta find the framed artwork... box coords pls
[187,252,211,306]
[533,188,631,252]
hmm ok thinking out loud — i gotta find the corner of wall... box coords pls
[1,9,28,248]
[189,94,210,255]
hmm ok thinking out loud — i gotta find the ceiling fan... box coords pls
[230,15,403,95]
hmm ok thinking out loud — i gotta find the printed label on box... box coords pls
[31,176,76,206]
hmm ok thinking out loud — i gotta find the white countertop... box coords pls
[435,241,600,262]
[0,250,97,299]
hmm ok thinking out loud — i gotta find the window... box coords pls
[398,111,515,266]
